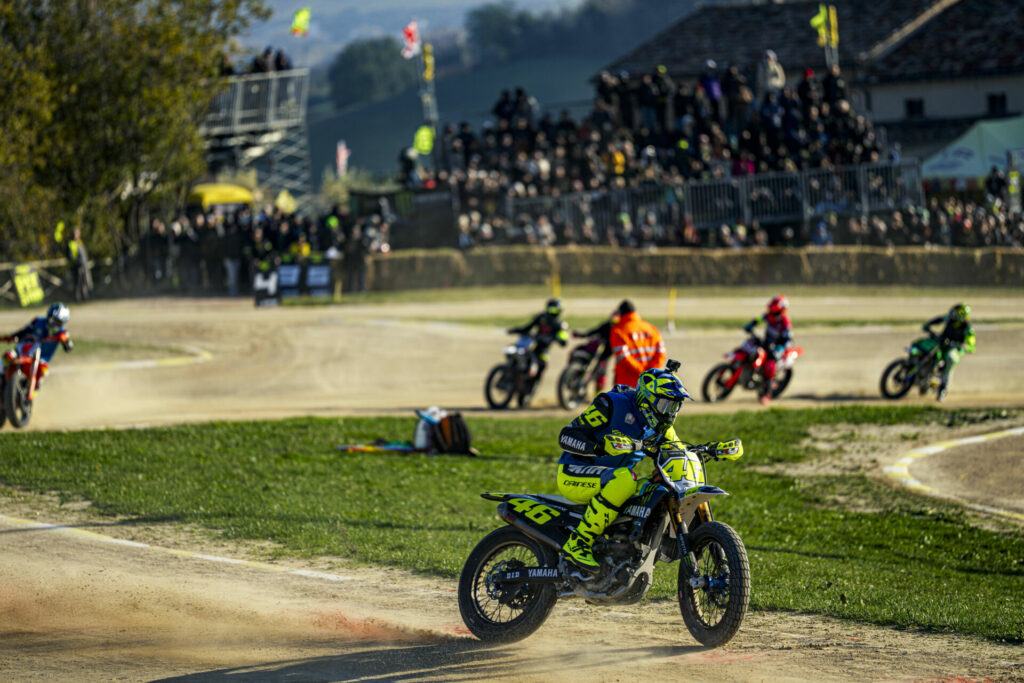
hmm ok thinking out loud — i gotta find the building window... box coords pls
[988,93,1008,115]
[904,98,924,119]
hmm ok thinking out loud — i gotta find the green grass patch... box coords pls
[62,338,180,363]
[415,315,1024,332]
[326,284,1024,307]
[0,405,1021,641]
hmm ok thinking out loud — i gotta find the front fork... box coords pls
[27,348,41,402]
[672,499,713,583]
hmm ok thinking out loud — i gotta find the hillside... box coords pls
[308,55,604,179]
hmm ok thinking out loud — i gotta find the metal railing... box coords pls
[502,161,924,236]
[201,69,310,136]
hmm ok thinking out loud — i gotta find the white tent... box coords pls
[922,117,1024,179]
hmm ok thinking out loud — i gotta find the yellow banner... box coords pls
[12,264,45,307]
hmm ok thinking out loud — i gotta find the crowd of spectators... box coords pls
[140,204,390,296]
[415,53,884,219]
[455,193,1024,251]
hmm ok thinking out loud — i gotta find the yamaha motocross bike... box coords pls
[1,332,72,429]
[880,332,947,400]
[701,334,802,403]
[485,335,543,409]
[458,436,749,646]
[556,333,607,411]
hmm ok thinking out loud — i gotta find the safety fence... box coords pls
[501,161,923,238]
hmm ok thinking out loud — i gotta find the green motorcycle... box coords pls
[880,333,947,400]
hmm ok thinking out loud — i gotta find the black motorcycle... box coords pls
[556,336,607,411]
[485,335,541,409]
[458,437,749,646]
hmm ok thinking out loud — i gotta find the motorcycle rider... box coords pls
[507,298,569,391]
[557,362,691,576]
[1,302,73,389]
[572,311,617,393]
[923,303,976,400]
[743,294,793,405]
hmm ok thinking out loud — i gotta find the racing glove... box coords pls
[743,319,756,333]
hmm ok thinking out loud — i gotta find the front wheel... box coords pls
[485,364,515,409]
[880,358,913,399]
[770,368,793,398]
[4,374,32,428]
[0,376,7,429]
[678,521,750,648]
[458,526,558,642]
[701,363,736,403]
[557,364,587,410]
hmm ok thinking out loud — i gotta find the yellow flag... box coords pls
[828,5,839,47]
[291,7,311,37]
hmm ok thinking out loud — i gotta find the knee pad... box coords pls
[599,467,638,507]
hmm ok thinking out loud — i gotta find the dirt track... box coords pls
[2,294,1024,681]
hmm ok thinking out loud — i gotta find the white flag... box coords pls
[401,20,421,59]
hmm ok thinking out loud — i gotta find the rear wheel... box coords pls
[458,526,558,642]
[880,358,913,399]
[678,521,750,648]
[485,364,515,409]
[0,376,6,429]
[4,374,32,428]
[557,365,587,410]
[701,363,736,403]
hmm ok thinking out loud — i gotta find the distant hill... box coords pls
[308,55,605,180]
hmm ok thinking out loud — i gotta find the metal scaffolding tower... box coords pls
[201,69,312,200]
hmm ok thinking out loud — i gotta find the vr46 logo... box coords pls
[508,498,562,524]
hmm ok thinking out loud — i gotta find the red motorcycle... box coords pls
[1,332,71,429]
[701,334,803,403]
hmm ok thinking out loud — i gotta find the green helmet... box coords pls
[950,302,971,324]
[635,364,691,432]
[546,297,563,316]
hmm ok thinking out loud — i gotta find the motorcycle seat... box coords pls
[532,493,586,510]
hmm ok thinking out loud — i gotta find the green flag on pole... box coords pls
[810,4,827,46]
[291,7,311,37]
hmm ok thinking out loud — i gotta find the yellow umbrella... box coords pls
[187,183,254,210]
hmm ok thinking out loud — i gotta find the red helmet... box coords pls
[768,295,788,316]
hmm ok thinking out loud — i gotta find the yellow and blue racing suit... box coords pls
[556,389,681,569]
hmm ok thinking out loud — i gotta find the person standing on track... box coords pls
[609,300,666,389]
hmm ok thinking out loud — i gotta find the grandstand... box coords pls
[602,0,1024,156]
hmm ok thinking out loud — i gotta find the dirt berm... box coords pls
[368,246,1024,289]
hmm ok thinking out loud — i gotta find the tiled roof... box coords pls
[868,0,1024,82]
[603,0,943,78]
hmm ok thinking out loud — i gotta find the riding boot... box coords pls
[561,494,619,574]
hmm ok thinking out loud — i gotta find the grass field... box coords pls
[1,405,1022,641]
[415,315,1024,331]
[332,284,1024,307]
[68,338,179,362]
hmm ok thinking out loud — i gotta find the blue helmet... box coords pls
[46,302,70,332]
[635,364,691,431]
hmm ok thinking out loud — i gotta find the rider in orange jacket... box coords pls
[609,300,666,388]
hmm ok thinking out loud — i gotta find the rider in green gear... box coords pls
[555,363,691,576]
[922,303,976,401]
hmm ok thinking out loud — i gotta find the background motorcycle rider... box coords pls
[923,303,976,400]
[609,300,666,389]
[507,298,569,391]
[1,302,74,391]
[572,310,617,393]
[743,294,793,405]
[556,364,691,575]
